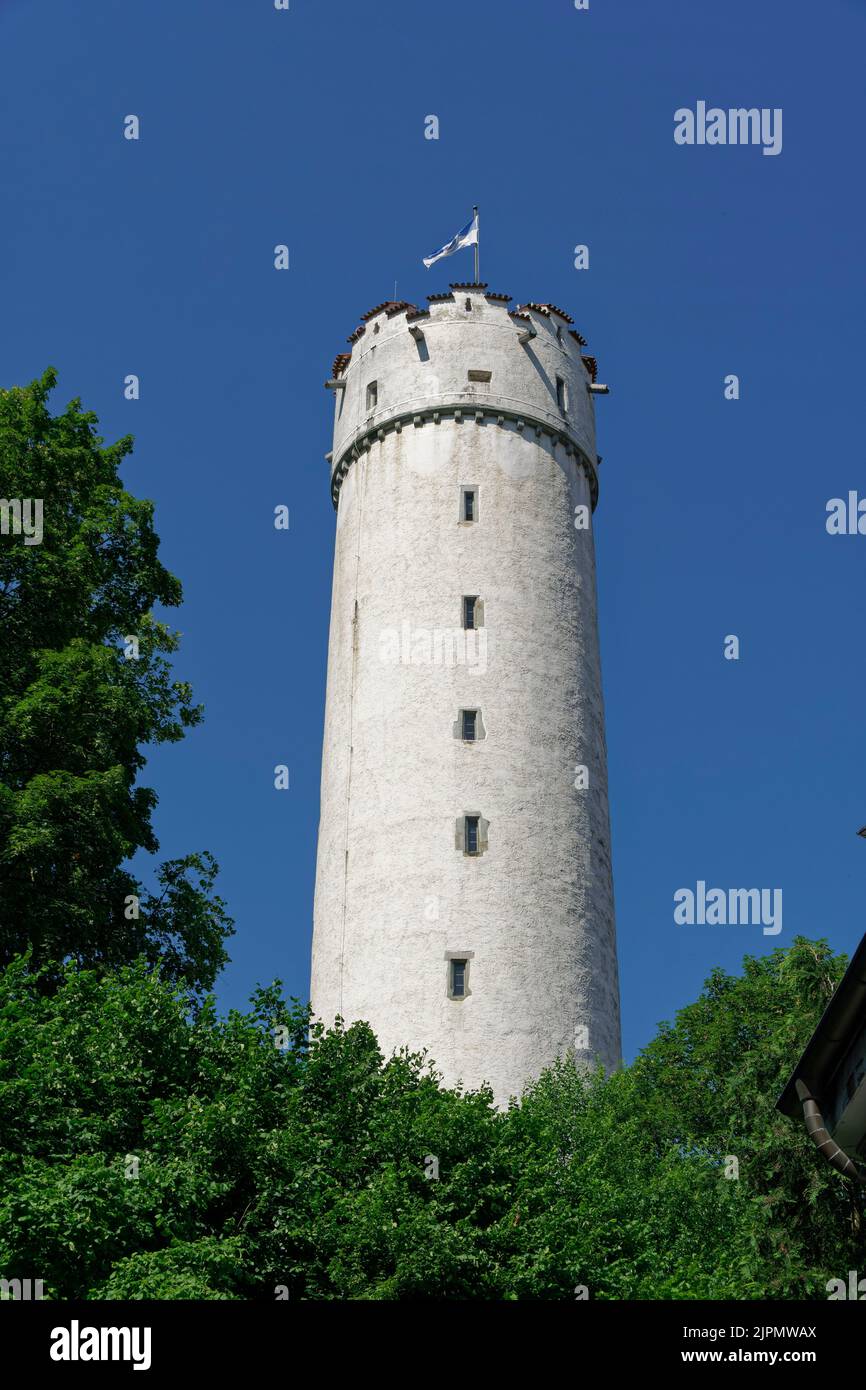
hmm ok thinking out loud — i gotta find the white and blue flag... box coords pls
[422,210,479,269]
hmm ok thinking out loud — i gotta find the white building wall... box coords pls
[311,287,621,1104]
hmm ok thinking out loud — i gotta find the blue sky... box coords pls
[1,0,864,1064]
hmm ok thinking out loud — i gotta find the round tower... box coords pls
[311,283,621,1104]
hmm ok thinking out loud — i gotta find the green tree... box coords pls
[0,370,232,991]
[634,936,863,1296]
[0,938,860,1300]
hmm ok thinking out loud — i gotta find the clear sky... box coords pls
[1,0,864,1064]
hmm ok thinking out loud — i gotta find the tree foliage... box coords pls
[0,371,232,990]
[0,939,861,1300]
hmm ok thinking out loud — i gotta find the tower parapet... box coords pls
[325,286,601,511]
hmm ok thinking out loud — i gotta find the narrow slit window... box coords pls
[556,376,567,413]
[366,380,378,411]
[463,596,477,630]
[450,959,467,998]
[462,709,477,741]
[465,816,480,855]
[463,489,475,522]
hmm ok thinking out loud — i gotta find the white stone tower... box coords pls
[311,283,621,1104]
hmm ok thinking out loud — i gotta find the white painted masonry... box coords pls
[311,286,621,1104]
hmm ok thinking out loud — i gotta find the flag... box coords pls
[422,210,479,269]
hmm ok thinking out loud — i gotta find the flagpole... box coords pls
[473,205,479,282]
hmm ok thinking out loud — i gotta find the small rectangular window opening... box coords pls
[463,596,477,630]
[462,710,477,741]
[366,380,378,411]
[465,816,480,855]
[556,376,566,413]
[463,489,475,522]
[450,959,467,998]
